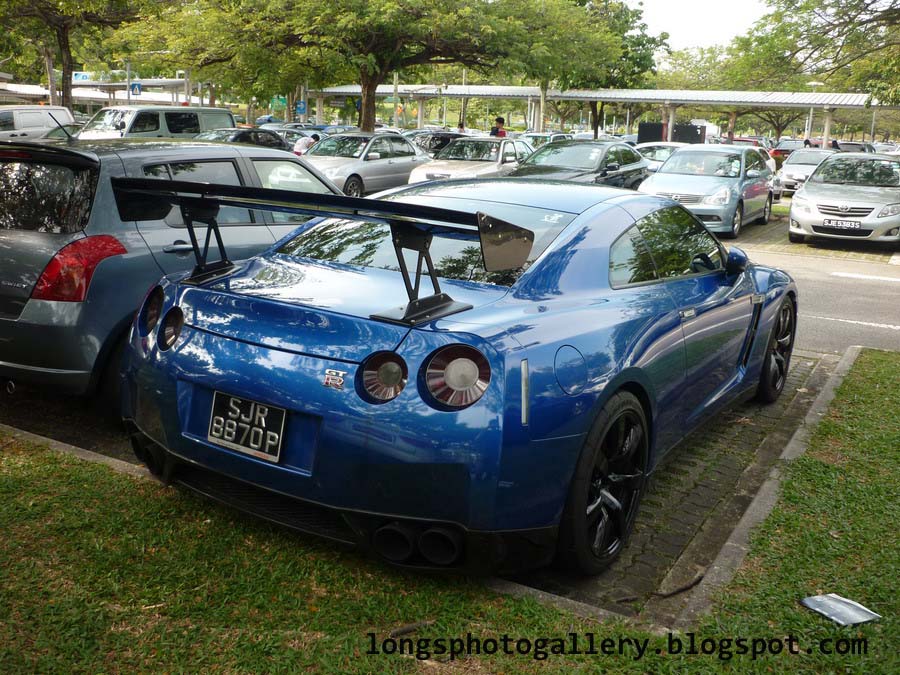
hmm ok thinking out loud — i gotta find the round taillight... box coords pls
[359,352,408,403]
[424,345,491,409]
[141,286,165,335]
[158,307,184,351]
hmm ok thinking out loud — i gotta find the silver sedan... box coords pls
[789,153,900,245]
[303,133,431,196]
[776,148,835,194]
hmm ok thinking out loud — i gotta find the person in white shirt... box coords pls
[293,133,320,154]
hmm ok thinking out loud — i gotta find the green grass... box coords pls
[1,349,897,673]
[772,201,790,218]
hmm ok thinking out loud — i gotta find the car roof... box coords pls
[2,138,293,161]
[677,145,748,153]
[388,178,649,214]
[90,105,232,112]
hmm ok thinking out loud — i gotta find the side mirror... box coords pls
[605,162,621,172]
[366,152,381,161]
[115,120,126,131]
[647,164,659,173]
[746,169,760,178]
[725,246,749,276]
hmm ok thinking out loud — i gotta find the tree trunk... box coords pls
[359,71,381,132]
[55,24,74,111]
[589,101,599,139]
[208,83,217,107]
[538,83,546,133]
[40,46,57,106]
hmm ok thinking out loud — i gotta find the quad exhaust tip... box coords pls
[373,523,417,563]
[418,527,463,566]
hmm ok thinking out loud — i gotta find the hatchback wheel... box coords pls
[757,195,772,224]
[343,175,364,197]
[756,296,795,403]
[557,391,648,575]
[728,203,743,238]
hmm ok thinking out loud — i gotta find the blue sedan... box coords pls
[118,178,797,575]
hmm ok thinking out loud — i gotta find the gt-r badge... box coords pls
[323,369,347,390]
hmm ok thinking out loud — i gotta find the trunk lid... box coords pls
[184,254,508,361]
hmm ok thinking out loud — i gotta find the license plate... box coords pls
[207,392,286,462]
[822,219,861,229]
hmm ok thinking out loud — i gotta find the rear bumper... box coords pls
[128,424,557,574]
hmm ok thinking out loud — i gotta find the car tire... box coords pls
[96,333,127,419]
[757,195,772,224]
[343,175,364,197]
[756,295,795,403]
[726,202,743,238]
[556,391,649,575]
[788,231,805,243]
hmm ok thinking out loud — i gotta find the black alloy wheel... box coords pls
[557,391,649,575]
[757,296,795,402]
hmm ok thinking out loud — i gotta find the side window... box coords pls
[622,146,643,164]
[609,226,659,288]
[254,131,284,148]
[368,137,392,159]
[746,152,765,172]
[605,147,625,166]
[389,136,415,156]
[131,112,160,133]
[0,111,13,131]
[636,206,724,278]
[515,141,532,159]
[18,112,45,128]
[164,112,201,135]
[253,159,332,224]
[143,161,251,225]
[201,111,233,129]
[502,142,517,163]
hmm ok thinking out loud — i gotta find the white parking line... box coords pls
[891,252,900,266]
[802,314,900,331]
[829,272,900,283]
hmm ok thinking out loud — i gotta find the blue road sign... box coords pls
[130,82,142,96]
[295,100,307,115]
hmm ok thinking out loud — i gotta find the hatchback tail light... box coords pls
[359,352,408,403]
[31,235,126,302]
[424,345,491,409]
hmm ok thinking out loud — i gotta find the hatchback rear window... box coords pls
[0,161,96,233]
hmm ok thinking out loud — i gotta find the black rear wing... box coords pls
[111,178,534,325]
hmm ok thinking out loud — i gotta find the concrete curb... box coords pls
[673,345,863,628]
[0,422,152,480]
[485,578,632,624]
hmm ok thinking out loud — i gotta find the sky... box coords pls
[628,0,770,51]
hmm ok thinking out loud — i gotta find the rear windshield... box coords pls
[276,198,575,287]
[785,150,830,165]
[0,161,97,233]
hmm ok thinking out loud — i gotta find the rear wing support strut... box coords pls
[179,198,234,284]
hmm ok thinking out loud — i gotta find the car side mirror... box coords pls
[115,120,126,131]
[647,164,659,173]
[725,246,749,276]
[605,162,621,172]
[366,152,381,161]
[746,169,760,178]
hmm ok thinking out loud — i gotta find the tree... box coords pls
[0,1,138,109]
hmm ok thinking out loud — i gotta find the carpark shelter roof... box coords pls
[309,84,897,110]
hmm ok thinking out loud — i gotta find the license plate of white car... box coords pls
[822,219,860,229]
[208,392,286,462]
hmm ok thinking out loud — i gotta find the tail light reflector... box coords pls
[31,235,126,302]
[359,352,408,403]
[424,345,491,409]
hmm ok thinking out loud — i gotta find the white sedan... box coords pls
[408,137,534,184]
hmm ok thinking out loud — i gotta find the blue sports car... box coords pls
[117,177,797,575]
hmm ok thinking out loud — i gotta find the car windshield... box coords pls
[307,136,370,158]
[785,150,829,166]
[522,143,604,170]
[731,139,757,147]
[810,157,900,187]
[436,139,501,161]
[80,109,132,133]
[776,140,804,150]
[276,197,576,287]
[523,134,550,147]
[660,152,742,178]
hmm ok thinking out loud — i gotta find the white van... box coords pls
[0,105,76,140]
[77,106,235,140]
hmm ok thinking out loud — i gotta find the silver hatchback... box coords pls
[789,153,900,245]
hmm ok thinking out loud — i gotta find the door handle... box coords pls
[679,308,697,320]
[163,243,195,254]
